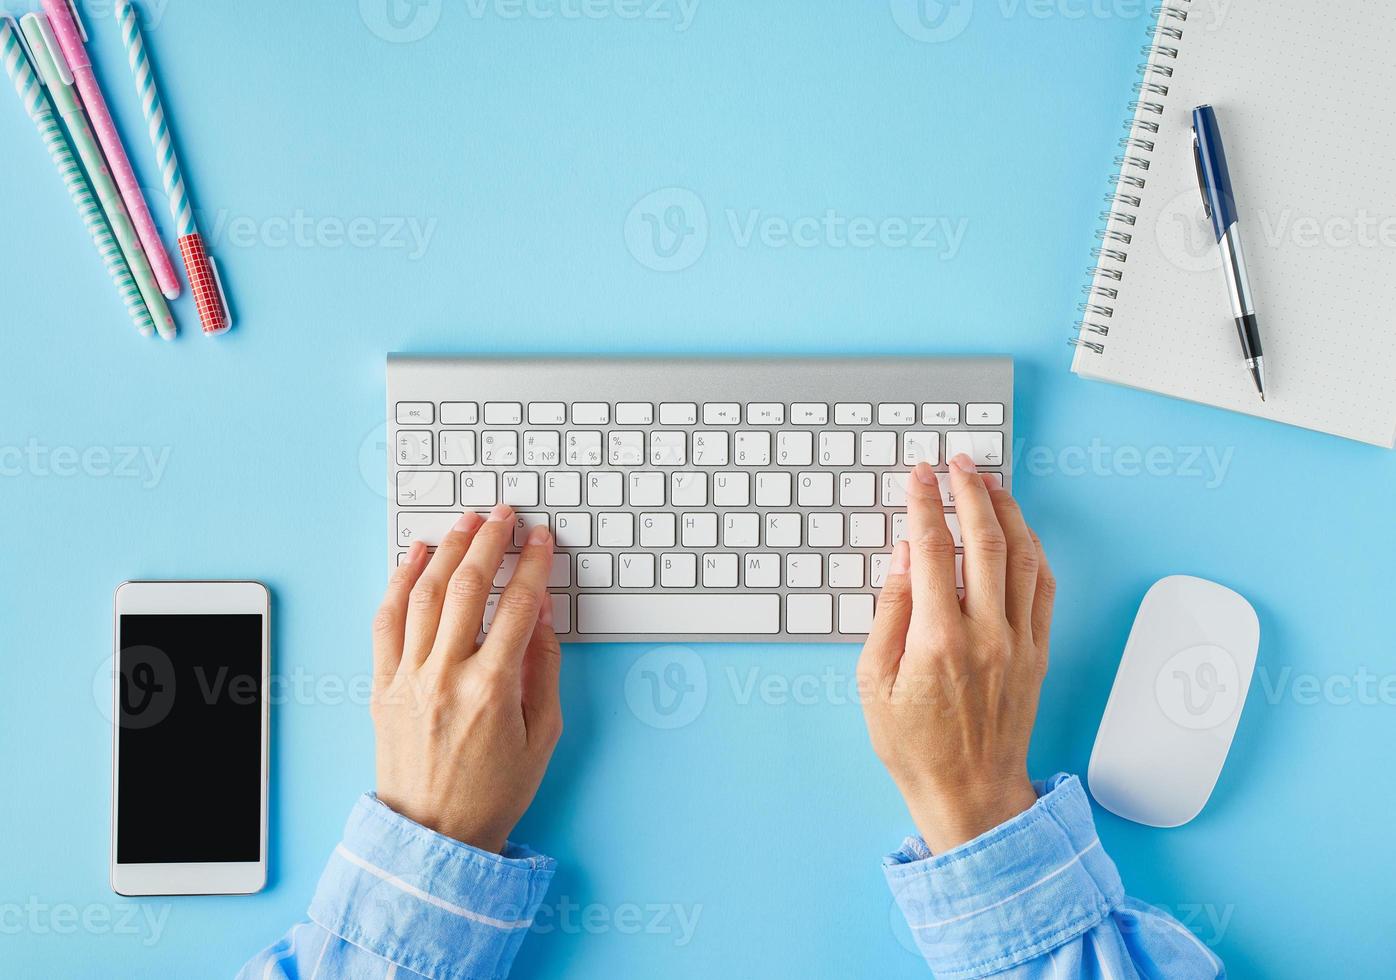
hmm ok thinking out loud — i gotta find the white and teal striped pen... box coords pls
[1,18,154,338]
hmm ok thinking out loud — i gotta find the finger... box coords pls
[904,463,962,627]
[522,604,564,745]
[987,484,1037,636]
[403,510,488,669]
[858,540,913,688]
[948,454,1007,622]
[428,504,517,667]
[1029,529,1056,653]
[373,542,429,680]
[475,525,554,672]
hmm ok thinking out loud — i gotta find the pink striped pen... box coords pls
[42,0,180,300]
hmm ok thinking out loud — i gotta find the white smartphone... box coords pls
[110,581,270,896]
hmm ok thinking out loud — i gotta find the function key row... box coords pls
[395,401,1005,428]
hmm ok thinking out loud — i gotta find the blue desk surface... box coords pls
[3,3,1393,976]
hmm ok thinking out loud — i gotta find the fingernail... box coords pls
[889,540,910,575]
[951,453,978,473]
[452,512,479,533]
[537,597,554,626]
[488,503,512,522]
[912,462,937,486]
[527,524,552,546]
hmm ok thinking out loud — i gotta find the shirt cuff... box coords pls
[308,794,556,980]
[883,774,1123,980]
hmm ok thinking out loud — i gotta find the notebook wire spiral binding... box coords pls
[1070,1,1193,357]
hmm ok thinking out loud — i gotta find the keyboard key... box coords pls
[881,473,908,507]
[786,553,822,588]
[723,513,761,548]
[439,431,476,466]
[616,402,654,425]
[628,472,666,507]
[597,512,634,547]
[735,431,772,465]
[671,472,707,506]
[554,513,592,547]
[661,553,697,588]
[608,431,645,466]
[838,594,874,634]
[523,431,561,466]
[860,432,897,467]
[396,402,434,424]
[511,512,549,547]
[650,432,686,466]
[396,512,458,547]
[892,513,907,544]
[681,513,718,548]
[702,554,740,588]
[481,431,518,465]
[903,431,940,466]
[940,471,1002,506]
[797,472,834,507]
[743,553,781,588]
[440,402,478,425]
[703,403,741,425]
[565,431,603,465]
[640,512,676,547]
[493,552,570,589]
[545,471,582,506]
[460,472,498,506]
[791,403,828,425]
[397,471,455,506]
[587,472,624,506]
[946,514,964,547]
[808,513,844,548]
[550,594,572,633]
[755,472,792,507]
[618,553,655,588]
[878,403,916,425]
[572,403,610,425]
[849,513,886,548]
[945,431,1005,468]
[777,431,813,466]
[828,554,865,588]
[577,553,613,588]
[397,431,432,466]
[922,403,960,425]
[834,403,872,425]
[839,472,876,508]
[819,432,855,467]
[501,472,539,507]
[967,403,1005,426]
[765,513,801,547]
[528,402,567,425]
[692,432,729,466]
[747,403,785,425]
[660,403,697,426]
[484,402,522,425]
[786,594,833,634]
[713,472,750,506]
[870,554,890,588]
[577,594,780,635]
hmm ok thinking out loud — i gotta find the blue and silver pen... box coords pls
[1192,104,1266,401]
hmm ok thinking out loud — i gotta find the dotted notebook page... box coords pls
[1073,0,1396,447]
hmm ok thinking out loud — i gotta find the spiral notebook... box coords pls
[1071,0,1396,448]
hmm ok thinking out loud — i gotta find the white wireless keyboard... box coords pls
[387,356,1012,643]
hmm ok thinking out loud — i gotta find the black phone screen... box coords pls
[116,614,264,864]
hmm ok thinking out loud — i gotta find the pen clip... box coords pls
[64,0,88,42]
[1191,125,1213,221]
[12,18,43,83]
[32,13,73,86]
[208,255,234,333]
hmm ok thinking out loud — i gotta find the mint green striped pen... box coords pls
[21,13,174,339]
[1,18,153,338]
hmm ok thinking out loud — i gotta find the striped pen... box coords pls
[1,18,154,338]
[114,0,230,336]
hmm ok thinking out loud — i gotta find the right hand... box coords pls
[371,504,563,854]
[857,457,1056,854]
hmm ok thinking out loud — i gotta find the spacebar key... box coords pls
[577,595,780,635]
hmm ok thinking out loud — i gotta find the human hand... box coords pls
[371,504,563,854]
[858,457,1055,854]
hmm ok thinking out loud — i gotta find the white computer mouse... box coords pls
[1087,575,1260,828]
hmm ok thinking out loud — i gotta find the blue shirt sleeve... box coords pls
[884,774,1226,980]
[239,794,555,980]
